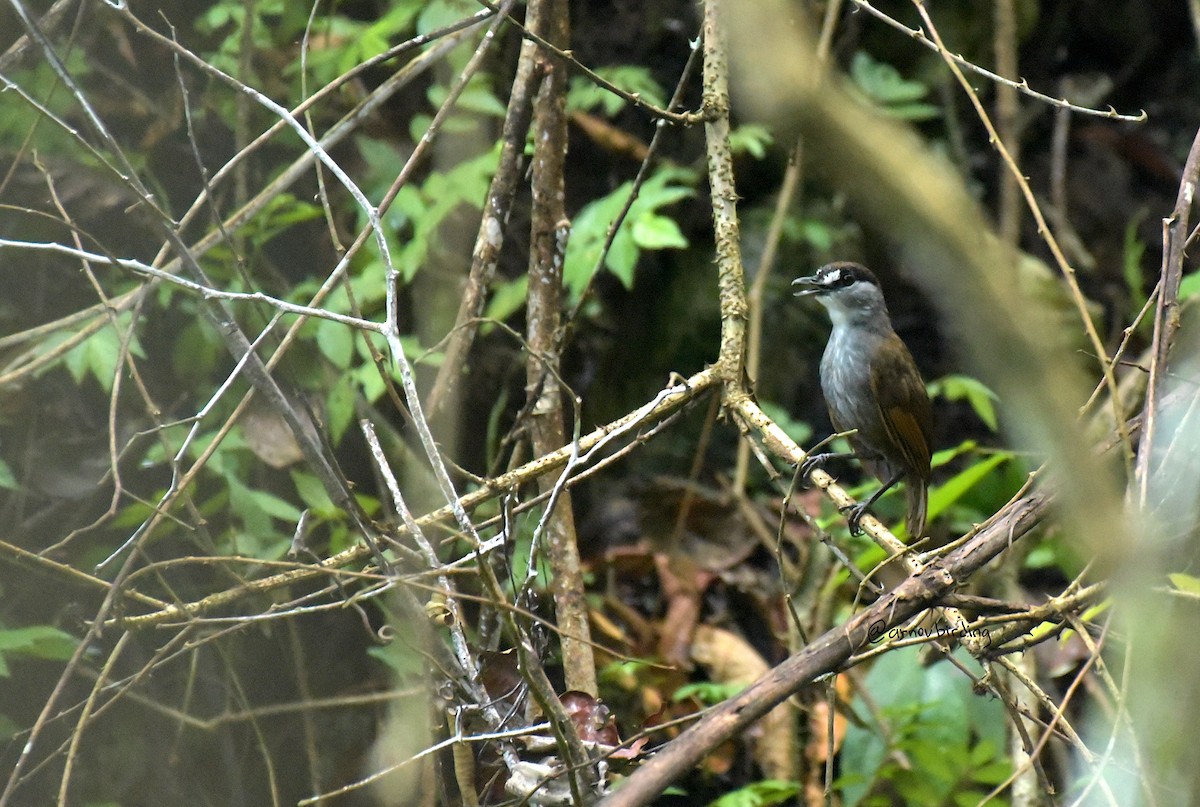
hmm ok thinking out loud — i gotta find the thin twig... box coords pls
[848,0,1146,122]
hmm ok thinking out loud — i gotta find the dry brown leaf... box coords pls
[691,625,798,781]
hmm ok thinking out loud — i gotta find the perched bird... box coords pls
[792,262,933,538]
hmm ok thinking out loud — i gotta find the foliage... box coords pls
[0,623,78,677]
[848,51,940,121]
[563,164,697,296]
[362,136,502,283]
[673,680,747,705]
[567,65,668,116]
[707,779,801,807]
[928,374,1000,432]
[728,124,775,159]
[838,648,1010,807]
[53,315,146,392]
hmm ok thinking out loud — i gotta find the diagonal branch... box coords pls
[112,369,720,630]
[599,490,1050,807]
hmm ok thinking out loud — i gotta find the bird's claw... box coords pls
[839,502,870,535]
[799,452,836,481]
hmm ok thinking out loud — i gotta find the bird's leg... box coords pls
[841,469,904,535]
[798,429,860,480]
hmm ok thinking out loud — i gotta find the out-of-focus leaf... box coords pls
[316,318,354,369]
[707,780,801,807]
[325,374,356,446]
[851,51,930,103]
[929,374,1000,431]
[1122,213,1148,316]
[567,65,666,116]
[0,625,78,677]
[1180,271,1200,301]
[631,214,688,250]
[1169,573,1200,596]
[291,469,338,517]
[483,275,529,325]
[52,312,145,392]
[759,400,813,447]
[728,124,774,159]
[926,451,1011,525]
[850,51,940,121]
[672,681,745,704]
[0,457,16,490]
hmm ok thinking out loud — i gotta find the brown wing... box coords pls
[869,336,933,480]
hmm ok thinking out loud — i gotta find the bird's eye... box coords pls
[826,269,852,288]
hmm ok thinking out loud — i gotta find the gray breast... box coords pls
[820,327,887,459]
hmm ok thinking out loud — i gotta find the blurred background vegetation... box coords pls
[0,0,1195,805]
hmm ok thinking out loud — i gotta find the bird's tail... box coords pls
[906,478,928,540]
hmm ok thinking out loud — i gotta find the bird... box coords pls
[791,262,933,538]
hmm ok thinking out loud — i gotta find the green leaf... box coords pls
[417,0,476,37]
[1169,572,1200,595]
[52,313,146,392]
[388,142,501,281]
[1023,541,1057,569]
[407,112,434,145]
[798,218,834,251]
[840,647,1004,807]
[884,102,941,121]
[673,681,745,705]
[0,625,78,676]
[926,452,1011,524]
[325,374,356,446]
[248,488,303,522]
[291,469,338,517]
[759,400,813,447]
[1122,213,1148,315]
[367,630,427,677]
[1181,271,1200,301]
[850,51,940,121]
[567,65,667,116]
[504,515,552,593]
[234,480,300,523]
[563,165,696,296]
[851,51,930,104]
[353,359,387,404]
[564,185,632,292]
[0,457,16,490]
[397,335,443,367]
[316,318,354,369]
[930,439,978,469]
[483,275,529,325]
[728,124,774,159]
[429,78,507,118]
[707,780,801,807]
[631,214,688,250]
[198,3,235,31]
[172,319,222,381]
[605,228,641,288]
[929,374,1000,431]
[249,193,322,246]
[225,473,299,556]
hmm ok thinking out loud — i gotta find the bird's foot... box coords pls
[799,452,838,481]
[839,502,871,536]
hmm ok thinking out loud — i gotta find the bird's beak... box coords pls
[791,275,824,297]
